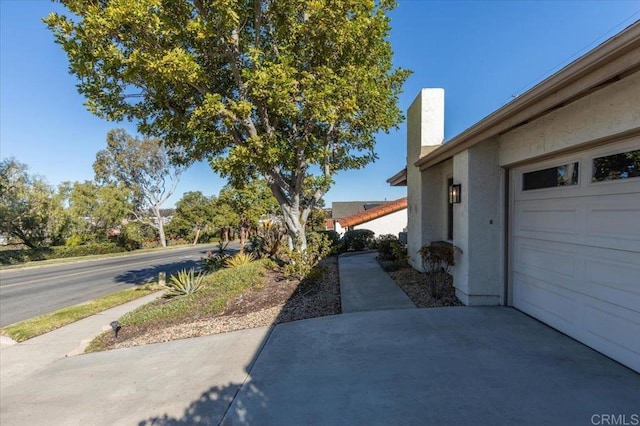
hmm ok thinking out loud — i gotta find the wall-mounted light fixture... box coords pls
[449,183,461,204]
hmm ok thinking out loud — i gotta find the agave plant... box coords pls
[224,252,256,268]
[164,268,205,299]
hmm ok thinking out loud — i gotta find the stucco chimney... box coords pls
[407,88,444,163]
[406,89,444,269]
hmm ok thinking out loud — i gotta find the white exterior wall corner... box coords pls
[499,70,640,166]
[406,89,445,269]
[452,151,470,297]
[452,139,502,306]
[353,209,407,237]
[419,160,452,242]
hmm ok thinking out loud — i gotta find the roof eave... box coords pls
[386,168,407,186]
[338,197,408,227]
[415,20,640,171]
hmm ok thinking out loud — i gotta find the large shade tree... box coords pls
[45,0,410,250]
[68,180,133,239]
[0,158,70,248]
[168,191,216,244]
[93,129,184,247]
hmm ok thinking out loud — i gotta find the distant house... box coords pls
[388,22,640,372]
[325,218,335,231]
[331,201,387,221]
[329,198,407,237]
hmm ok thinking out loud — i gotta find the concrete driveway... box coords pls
[2,307,638,425]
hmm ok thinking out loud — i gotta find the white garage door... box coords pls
[511,140,640,372]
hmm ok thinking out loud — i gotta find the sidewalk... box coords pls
[339,251,415,313]
[0,291,163,390]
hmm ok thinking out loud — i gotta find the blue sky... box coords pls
[1,0,639,207]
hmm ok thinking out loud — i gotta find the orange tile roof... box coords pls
[325,218,335,230]
[337,197,407,228]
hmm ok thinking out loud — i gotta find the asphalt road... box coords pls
[0,243,239,327]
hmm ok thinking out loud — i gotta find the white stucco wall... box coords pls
[499,70,640,166]
[452,140,503,305]
[410,68,640,307]
[420,161,452,244]
[406,89,445,269]
[353,208,407,237]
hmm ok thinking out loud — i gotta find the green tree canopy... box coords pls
[167,191,216,244]
[0,158,70,248]
[45,0,410,250]
[68,180,132,239]
[93,129,184,247]
[216,179,280,227]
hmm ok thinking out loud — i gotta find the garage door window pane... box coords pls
[592,149,640,182]
[523,162,579,190]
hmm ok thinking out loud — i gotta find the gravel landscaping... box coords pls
[88,251,460,352]
[382,260,463,308]
[92,256,341,351]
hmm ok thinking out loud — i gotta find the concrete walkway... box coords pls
[2,255,639,425]
[339,251,415,313]
[0,291,163,389]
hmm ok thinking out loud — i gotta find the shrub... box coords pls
[167,237,189,246]
[224,252,256,268]
[247,221,286,259]
[51,243,125,257]
[283,232,332,279]
[259,257,280,271]
[341,229,375,251]
[201,250,230,273]
[164,268,205,299]
[376,234,408,267]
[418,242,462,298]
[377,234,398,259]
[115,222,157,250]
[0,243,127,265]
[317,230,340,247]
[64,235,85,247]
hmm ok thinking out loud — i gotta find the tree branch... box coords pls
[222,28,259,138]
[264,169,291,205]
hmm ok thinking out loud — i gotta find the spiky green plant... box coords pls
[224,252,256,268]
[164,268,205,299]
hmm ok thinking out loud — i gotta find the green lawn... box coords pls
[1,284,162,342]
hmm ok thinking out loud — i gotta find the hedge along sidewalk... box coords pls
[0,284,163,343]
[0,241,220,271]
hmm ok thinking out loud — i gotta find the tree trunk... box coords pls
[10,226,39,250]
[149,206,167,248]
[264,173,323,254]
[193,227,201,245]
[281,206,307,252]
[157,216,167,247]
